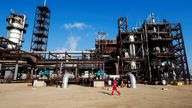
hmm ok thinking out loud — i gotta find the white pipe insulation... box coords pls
[128,73,136,88]
[129,35,137,69]
[129,35,136,56]
[62,73,75,89]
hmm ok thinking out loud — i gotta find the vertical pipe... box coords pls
[31,68,34,79]
[115,63,119,75]
[62,73,74,89]
[129,35,137,69]
[141,34,145,58]
[129,35,135,56]
[13,63,19,80]
[44,0,47,6]
[128,73,136,88]
[144,21,152,83]
[59,62,63,75]
[75,68,78,76]
[103,63,105,73]
[117,56,120,75]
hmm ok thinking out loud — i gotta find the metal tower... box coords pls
[30,5,51,53]
[171,23,191,84]
[117,17,145,80]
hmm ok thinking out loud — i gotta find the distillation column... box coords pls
[6,11,28,49]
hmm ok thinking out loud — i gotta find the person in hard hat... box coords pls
[111,78,120,95]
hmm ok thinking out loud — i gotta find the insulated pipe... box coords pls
[115,63,119,75]
[33,51,95,54]
[44,0,47,6]
[128,73,136,88]
[13,63,19,80]
[129,35,137,69]
[59,62,63,75]
[62,73,75,89]
[129,35,136,56]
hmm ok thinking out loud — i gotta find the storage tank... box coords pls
[6,11,28,49]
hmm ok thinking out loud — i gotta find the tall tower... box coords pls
[6,11,28,49]
[30,1,51,54]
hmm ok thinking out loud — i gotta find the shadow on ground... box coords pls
[98,91,112,95]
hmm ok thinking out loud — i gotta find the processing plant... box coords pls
[0,3,191,85]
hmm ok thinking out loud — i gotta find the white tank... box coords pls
[7,12,27,49]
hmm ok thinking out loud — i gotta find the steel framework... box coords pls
[30,6,51,53]
[94,16,191,84]
[115,16,191,84]
[117,17,145,82]
[0,10,190,84]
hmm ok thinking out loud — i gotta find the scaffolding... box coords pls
[117,17,145,82]
[30,6,51,55]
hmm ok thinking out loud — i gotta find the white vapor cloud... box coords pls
[67,36,80,51]
[56,35,80,52]
[63,22,93,30]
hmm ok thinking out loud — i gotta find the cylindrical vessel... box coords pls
[7,12,27,49]
[129,35,136,56]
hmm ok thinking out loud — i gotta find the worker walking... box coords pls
[111,79,120,95]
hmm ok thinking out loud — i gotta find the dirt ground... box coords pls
[0,83,191,108]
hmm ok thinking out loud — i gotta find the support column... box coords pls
[31,68,34,80]
[13,62,19,80]
[75,68,78,77]
[59,62,63,75]
[115,63,119,75]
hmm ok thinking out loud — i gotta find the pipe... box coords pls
[115,63,119,75]
[62,73,75,89]
[44,0,47,6]
[128,73,136,88]
[32,51,95,54]
[129,35,136,56]
[13,63,19,80]
[129,35,137,70]
[59,62,63,75]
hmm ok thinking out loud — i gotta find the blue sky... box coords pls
[0,0,191,70]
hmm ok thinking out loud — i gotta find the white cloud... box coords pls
[67,36,80,51]
[56,34,80,51]
[63,22,93,30]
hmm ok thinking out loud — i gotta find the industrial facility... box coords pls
[0,2,191,86]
